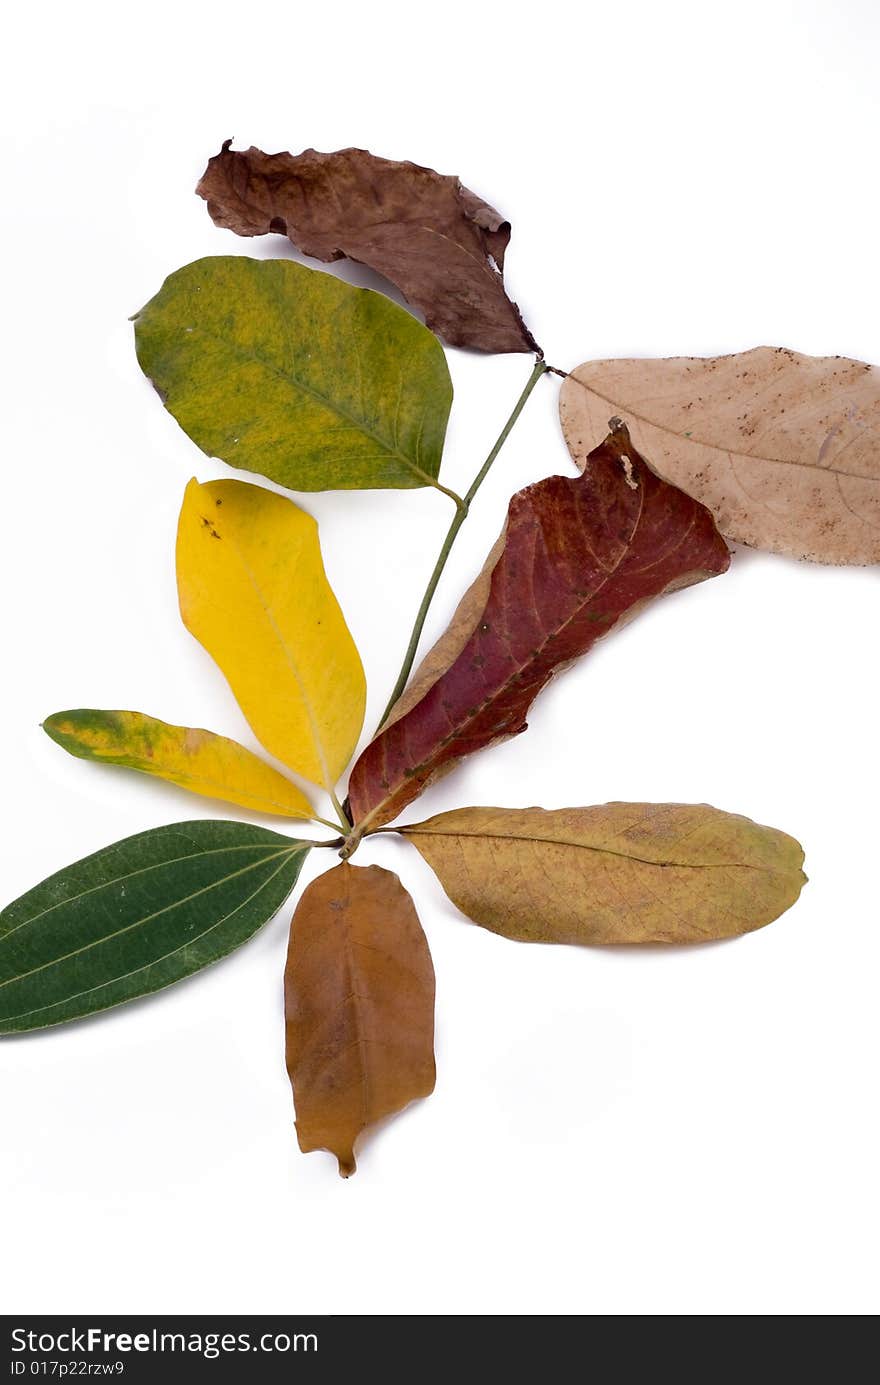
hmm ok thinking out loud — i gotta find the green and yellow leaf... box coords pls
[43,709,315,819]
[132,255,453,492]
[177,477,366,794]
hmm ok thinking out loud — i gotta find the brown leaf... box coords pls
[284,862,435,1177]
[560,346,880,564]
[403,803,806,944]
[347,423,730,830]
[196,141,537,354]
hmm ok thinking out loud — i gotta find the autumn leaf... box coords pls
[177,478,365,797]
[560,347,880,564]
[0,822,310,1034]
[43,709,316,820]
[347,422,730,830]
[403,803,806,944]
[196,141,537,355]
[284,862,435,1177]
[133,255,452,492]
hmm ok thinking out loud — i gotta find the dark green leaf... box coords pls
[0,821,310,1034]
[133,256,453,492]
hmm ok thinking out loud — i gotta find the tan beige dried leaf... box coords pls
[560,347,880,564]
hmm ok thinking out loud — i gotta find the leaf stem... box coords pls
[375,356,550,729]
[312,812,346,833]
[413,470,468,512]
[326,790,351,832]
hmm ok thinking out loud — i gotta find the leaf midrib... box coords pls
[101,755,310,817]
[179,324,436,483]
[212,518,338,795]
[0,840,287,946]
[570,375,879,483]
[403,826,786,874]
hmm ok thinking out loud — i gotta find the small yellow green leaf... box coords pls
[43,709,316,820]
[176,477,366,793]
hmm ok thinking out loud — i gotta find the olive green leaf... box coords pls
[403,803,806,945]
[132,256,453,492]
[0,821,310,1034]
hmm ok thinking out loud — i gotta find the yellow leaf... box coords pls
[43,709,316,819]
[176,478,365,793]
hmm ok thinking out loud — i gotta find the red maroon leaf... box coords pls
[347,422,731,830]
[196,141,537,355]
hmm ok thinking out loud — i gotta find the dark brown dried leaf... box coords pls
[197,141,537,354]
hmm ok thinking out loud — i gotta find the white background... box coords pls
[1,0,877,1317]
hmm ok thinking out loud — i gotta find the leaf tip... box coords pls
[337,1151,357,1179]
[41,711,70,747]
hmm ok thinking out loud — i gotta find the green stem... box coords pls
[312,812,346,833]
[326,790,351,832]
[411,468,467,512]
[375,357,549,730]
